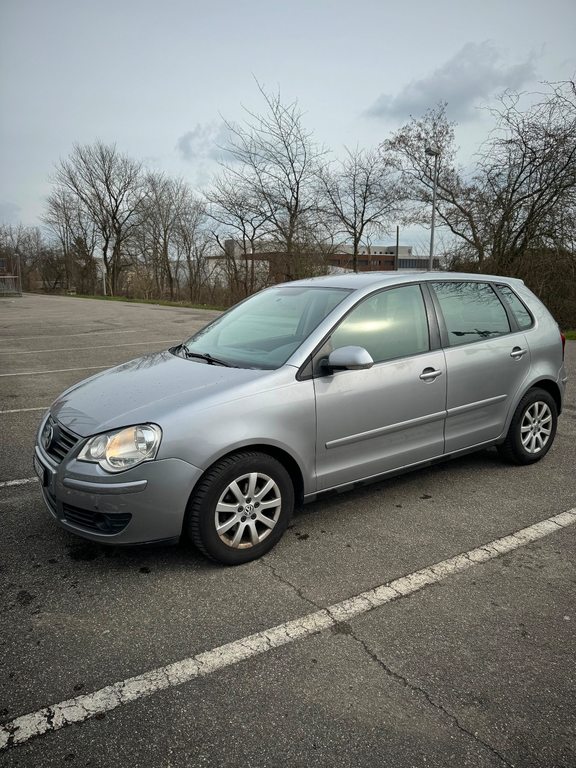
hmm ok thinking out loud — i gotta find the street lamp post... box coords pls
[425,146,440,271]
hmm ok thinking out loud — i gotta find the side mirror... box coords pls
[326,345,374,372]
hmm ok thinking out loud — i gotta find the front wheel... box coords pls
[186,451,294,565]
[498,388,558,465]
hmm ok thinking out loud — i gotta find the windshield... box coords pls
[180,285,351,369]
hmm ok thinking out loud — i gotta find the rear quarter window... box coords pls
[497,285,534,330]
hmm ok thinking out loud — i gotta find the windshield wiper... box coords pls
[177,346,235,367]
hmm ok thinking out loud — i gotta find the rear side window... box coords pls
[497,285,534,330]
[431,282,510,347]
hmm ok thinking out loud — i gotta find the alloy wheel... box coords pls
[214,471,282,549]
[520,401,553,454]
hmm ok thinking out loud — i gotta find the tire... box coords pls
[186,451,294,565]
[498,388,557,465]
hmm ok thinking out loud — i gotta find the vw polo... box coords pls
[34,273,567,564]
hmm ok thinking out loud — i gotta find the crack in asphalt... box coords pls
[260,558,323,611]
[347,628,515,768]
[4,726,15,749]
[44,708,55,729]
[4,509,575,752]
[259,556,515,766]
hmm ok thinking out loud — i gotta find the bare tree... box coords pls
[53,141,144,294]
[137,173,192,300]
[205,169,271,297]
[318,146,399,272]
[386,81,576,270]
[221,83,325,279]
[43,187,98,292]
[175,197,211,304]
[384,103,486,259]
[386,81,576,325]
[0,224,66,292]
[477,81,576,270]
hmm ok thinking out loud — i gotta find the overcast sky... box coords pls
[1,0,575,243]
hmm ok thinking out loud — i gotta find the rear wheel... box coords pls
[498,388,557,465]
[187,451,294,565]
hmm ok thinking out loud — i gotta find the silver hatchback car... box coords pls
[34,273,567,564]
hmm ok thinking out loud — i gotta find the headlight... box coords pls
[78,424,162,473]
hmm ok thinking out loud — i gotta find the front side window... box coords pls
[431,282,510,346]
[181,286,350,369]
[327,284,430,364]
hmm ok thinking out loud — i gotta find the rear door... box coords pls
[428,281,531,452]
[313,284,447,491]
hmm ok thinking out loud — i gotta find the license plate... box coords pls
[33,455,46,484]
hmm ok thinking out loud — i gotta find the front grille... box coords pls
[44,418,80,464]
[62,504,132,534]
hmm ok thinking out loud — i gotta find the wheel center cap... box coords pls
[244,503,254,514]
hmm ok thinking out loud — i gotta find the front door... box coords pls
[313,284,447,491]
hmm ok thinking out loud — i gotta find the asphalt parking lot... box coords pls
[1,293,575,768]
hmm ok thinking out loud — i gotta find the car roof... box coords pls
[277,271,525,291]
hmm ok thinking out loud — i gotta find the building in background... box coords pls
[329,245,440,272]
[205,240,441,290]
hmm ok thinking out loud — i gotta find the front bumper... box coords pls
[34,444,204,545]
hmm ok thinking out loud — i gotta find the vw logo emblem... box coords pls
[42,421,54,451]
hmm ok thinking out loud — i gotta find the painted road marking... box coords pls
[0,407,47,414]
[0,340,177,355]
[0,330,148,341]
[0,366,108,377]
[0,477,38,488]
[1,507,575,751]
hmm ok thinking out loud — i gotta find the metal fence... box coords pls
[0,275,22,296]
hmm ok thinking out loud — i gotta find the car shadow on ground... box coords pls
[54,448,512,571]
[58,533,218,572]
[297,446,508,520]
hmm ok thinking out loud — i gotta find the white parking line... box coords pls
[0,477,38,488]
[1,507,574,751]
[0,330,146,341]
[0,366,108,377]
[0,341,177,355]
[0,407,47,414]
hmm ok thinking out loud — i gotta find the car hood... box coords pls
[51,350,271,437]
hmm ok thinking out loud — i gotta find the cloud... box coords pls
[367,42,536,121]
[176,122,236,163]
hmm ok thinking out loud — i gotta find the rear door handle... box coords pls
[510,347,528,360]
[420,368,443,382]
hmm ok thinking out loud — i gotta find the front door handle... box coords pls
[510,347,528,360]
[420,367,443,382]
